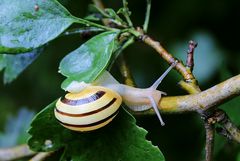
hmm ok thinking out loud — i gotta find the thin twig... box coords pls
[121,0,133,27]
[75,17,117,32]
[0,144,35,161]
[143,0,151,32]
[221,121,240,143]
[117,55,135,86]
[204,121,215,161]
[186,40,198,71]
[215,110,240,143]
[140,34,196,82]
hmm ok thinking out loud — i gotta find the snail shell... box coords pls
[54,86,122,132]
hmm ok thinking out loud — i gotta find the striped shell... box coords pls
[54,86,122,132]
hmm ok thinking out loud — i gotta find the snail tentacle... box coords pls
[150,61,177,89]
[148,95,165,126]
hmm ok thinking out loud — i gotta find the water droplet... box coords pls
[44,140,53,149]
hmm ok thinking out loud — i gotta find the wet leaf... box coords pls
[59,31,119,90]
[0,0,76,53]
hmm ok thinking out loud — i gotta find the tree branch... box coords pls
[137,33,201,94]
[140,35,195,81]
[204,121,215,161]
[0,144,35,161]
[29,152,53,161]
[134,74,240,114]
[221,119,240,143]
[117,55,135,87]
[215,110,240,143]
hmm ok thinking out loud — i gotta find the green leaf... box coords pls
[0,108,35,147]
[28,101,165,161]
[0,0,76,53]
[0,48,42,84]
[59,31,119,89]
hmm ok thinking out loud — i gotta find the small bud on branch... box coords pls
[186,40,198,71]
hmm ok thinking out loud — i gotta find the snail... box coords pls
[54,61,177,132]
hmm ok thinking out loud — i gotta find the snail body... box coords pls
[55,61,177,132]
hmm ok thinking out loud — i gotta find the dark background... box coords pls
[0,0,240,161]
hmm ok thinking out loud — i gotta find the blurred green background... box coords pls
[0,0,240,161]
